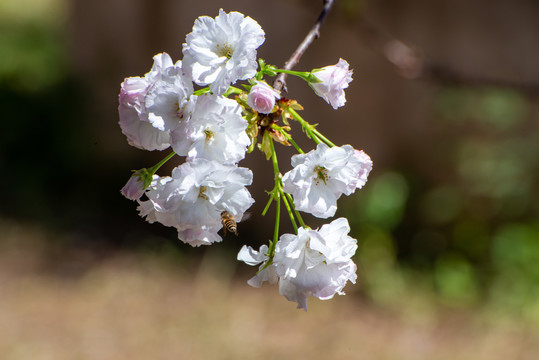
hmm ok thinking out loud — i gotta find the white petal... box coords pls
[182,10,265,95]
[237,245,268,266]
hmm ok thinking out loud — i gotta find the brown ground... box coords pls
[1,220,538,360]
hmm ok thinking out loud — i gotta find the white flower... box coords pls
[247,81,279,114]
[182,9,265,95]
[170,94,250,164]
[237,244,279,288]
[273,218,358,310]
[282,143,373,218]
[352,149,373,190]
[137,159,254,246]
[118,53,193,151]
[309,58,353,110]
[144,66,195,132]
[237,219,359,310]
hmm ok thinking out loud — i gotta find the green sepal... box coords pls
[130,168,154,190]
[306,70,323,83]
[260,131,273,160]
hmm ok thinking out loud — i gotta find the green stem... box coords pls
[284,192,306,229]
[274,69,315,83]
[270,124,304,154]
[274,69,304,77]
[287,108,320,144]
[260,138,281,218]
[287,136,304,154]
[287,108,336,147]
[287,107,308,129]
[309,132,322,145]
[269,194,280,257]
[266,138,282,257]
[312,129,336,147]
[147,151,176,174]
[270,137,280,176]
[261,195,273,216]
[223,86,243,97]
[193,86,243,97]
[193,87,211,96]
[280,189,298,233]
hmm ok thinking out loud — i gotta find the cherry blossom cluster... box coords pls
[118,9,372,310]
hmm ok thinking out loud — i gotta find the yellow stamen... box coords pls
[204,129,214,142]
[198,186,209,200]
[216,43,233,59]
[314,166,328,185]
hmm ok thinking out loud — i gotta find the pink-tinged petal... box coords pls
[118,53,193,151]
[247,82,279,113]
[272,218,358,310]
[282,143,372,218]
[310,58,353,109]
[136,159,254,247]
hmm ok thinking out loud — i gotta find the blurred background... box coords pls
[1,0,539,358]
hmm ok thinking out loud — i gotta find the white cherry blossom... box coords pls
[309,58,353,110]
[144,67,195,133]
[282,143,373,218]
[118,10,374,310]
[237,244,279,288]
[137,159,254,246]
[118,53,193,151]
[273,218,358,310]
[182,9,265,95]
[170,94,249,164]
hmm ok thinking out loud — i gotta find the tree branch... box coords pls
[273,0,335,92]
[356,16,539,97]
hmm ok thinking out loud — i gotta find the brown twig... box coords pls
[273,0,335,92]
[357,16,539,97]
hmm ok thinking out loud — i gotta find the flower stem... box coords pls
[287,108,336,147]
[269,193,280,257]
[287,107,320,144]
[270,137,280,176]
[147,151,176,174]
[223,86,243,97]
[261,138,283,218]
[284,192,306,229]
[193,87,211,96]
[270,124,304,154]
[274,68,309,79]
[312,129,336,147]
[266,138,282,257]
[287,136,304,154]
[261,195,273,216]
[280,189,298,233]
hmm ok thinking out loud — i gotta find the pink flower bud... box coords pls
[247,82,279,114]
[310,58,353,110]
[121,170,150,200]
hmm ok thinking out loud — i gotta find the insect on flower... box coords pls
[221,211,239,236]
[221,211,252,236]
[119,7,370,310]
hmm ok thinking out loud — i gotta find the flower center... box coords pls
[216,43,234,59]
[204,128,214,142]
[313,165,328,185]
[198,186,209,200]
[174,100,183,119]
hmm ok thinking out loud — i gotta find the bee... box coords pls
[221,211,238,236]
